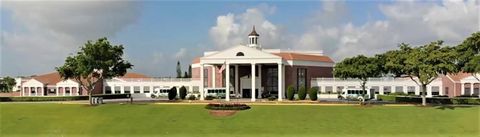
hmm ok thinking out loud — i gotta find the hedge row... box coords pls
[377,95,480,105]
[0,94,131,102]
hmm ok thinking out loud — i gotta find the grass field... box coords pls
[0,103,478,137]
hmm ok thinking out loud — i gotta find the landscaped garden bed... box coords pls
[205,103,250,117]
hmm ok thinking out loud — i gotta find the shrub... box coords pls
[267,96,276,101]
[168,87,177,100]
[179,86,187,100]
[187,95,196,100]
[308,87,318,101]
[377,95,396,101]
[287,85,295,100]
[205,95,216,100]
[205,103,250,110]
[298,86,307,100]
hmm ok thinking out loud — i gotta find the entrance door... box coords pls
[242,89,251,98]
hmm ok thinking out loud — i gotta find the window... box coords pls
[395,86,404,93]
[124,86,131,94]
[203,69,208,87]
[431,86,440,96]
[143,86,150,93]
[134,86,140,93]
[445,87,449,95]
[114,86,121,94]
[265,68,278,94]
[464,84,471,95]
[105,86,112,94]
[325,86,333,94]
[407,86,415,95]
[297,68,307,90]
[236,52,244,56]
[192,86,199,93]
[473,84,479,95]
[383,86,391,95]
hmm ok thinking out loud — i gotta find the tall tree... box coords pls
[456,32,480,81]
[183,72,189,78]
[188,65,192,78]
[0,77,16,92]
[56,37,133,105]
[176,61,182,78]
[334,55,382,101]
[383,41,458,106]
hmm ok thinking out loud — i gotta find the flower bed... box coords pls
[205,103,251,110]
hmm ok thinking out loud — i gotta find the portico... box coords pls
[198,46,285,101]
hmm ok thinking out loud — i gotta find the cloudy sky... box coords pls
[1,0,478,77]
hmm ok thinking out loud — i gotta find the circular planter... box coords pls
[208,110,238,117]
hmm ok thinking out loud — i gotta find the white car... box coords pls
[150,88,170,98]
[338,88,372,101]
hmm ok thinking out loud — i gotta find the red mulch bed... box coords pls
[209,110,238,117]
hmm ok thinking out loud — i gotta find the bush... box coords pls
[287,85,295,100]
[0,94,131,102]
[298,86,307,100]
[168,87,177,100]
[205,103,250,110]
[179,86,187,100]
[267,96,276,101]
[308,87,318,101]
[187,95,196,100]
[393,96,480,105]
[205,95,216,100]
[377,95,396,101]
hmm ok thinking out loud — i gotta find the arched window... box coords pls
[236,52,245,56]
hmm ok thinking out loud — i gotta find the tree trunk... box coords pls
[421,84,427,106]
[88,92,93,105]
[361,81,366,103]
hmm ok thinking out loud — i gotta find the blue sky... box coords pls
[1,0,478,77]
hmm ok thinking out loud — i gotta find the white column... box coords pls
[471,83,474,95]
[461,83,465,95]
[251,63,256,102]
[140,86,144,93]
[226,63,230,101]
[111,86,115,94]
[56,87,59,96]
[235,65,239,96]
[258,64,262,98]
[200,64,205,100]
[28,87,31,96]
[121,86,125,94]
[212,66,216,88]
[278,63,283,101]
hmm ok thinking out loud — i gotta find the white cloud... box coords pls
[174,48,187,59]
[209,5,291,50]
[1,1,141,76]
[296,0,479,60]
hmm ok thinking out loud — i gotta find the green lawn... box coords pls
[0,103,478,137]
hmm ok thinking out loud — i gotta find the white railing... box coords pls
[106,78,201,82]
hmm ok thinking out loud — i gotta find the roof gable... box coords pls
[273,52,334,63]
[202,45,281,60]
